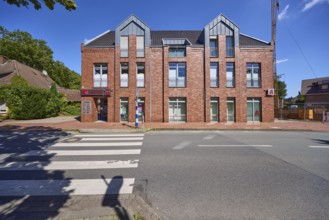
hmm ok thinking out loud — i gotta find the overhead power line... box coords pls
[282,19,317,78]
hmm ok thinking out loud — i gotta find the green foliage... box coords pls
[0,26,81,89]
[0,76,67,119]
[5,0,77,11]
[278,80,287,98]
[60,102,80,116]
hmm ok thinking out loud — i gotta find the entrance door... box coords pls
[98,98,108,121]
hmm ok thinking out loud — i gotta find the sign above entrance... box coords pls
[80,89,111,97]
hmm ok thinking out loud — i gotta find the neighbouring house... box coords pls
[81,14,275,123]
[0,55,80,115]
[301,77,329,120]
[301,77,329,105]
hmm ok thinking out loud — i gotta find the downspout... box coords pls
[114,47,116,121]
[149,47,152,122]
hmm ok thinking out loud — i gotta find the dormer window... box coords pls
[169,47,186,57]
[210,38,218,57]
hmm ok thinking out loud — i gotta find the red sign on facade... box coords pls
[80,89,111,97]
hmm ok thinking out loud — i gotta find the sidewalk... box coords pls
[0,116,328,132]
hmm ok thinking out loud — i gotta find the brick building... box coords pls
[81,14,275,123]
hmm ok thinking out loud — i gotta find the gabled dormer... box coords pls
[204,14,239,57]
[115,15,151,57]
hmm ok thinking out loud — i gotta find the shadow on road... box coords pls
[0,125,71,219]
[311,139,329,145]
[101,175,130,220]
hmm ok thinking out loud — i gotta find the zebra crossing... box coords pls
[0,133,143,196]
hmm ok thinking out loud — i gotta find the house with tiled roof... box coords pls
[0,55,80,114]
[301,77,329,105]
[81,14,275,123]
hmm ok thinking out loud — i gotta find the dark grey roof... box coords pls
[239,34,271,47]
[84,31,270,48]
[301,77,329,95]
[84,31,115,47]
[151,31,204,46]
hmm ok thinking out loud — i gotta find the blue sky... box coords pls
[1,0,328,97]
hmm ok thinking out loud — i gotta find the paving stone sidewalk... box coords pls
[0,116,328,132]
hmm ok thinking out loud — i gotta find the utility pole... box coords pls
[272,0,280,116]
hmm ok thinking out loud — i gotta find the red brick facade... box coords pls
[81,15,275,123]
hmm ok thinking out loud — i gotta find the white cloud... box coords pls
[302,0,329,12]
[278,5,290,21]
[276,59,289,64]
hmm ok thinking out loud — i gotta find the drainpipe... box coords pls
[150,47,152,122]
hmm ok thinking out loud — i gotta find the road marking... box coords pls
[81,137,143,141]
[74,134,144,137]
[52,142,142,147]
[203,135,216,140]
[0,178,135,196]
[19,149,141,156]
[173,141,191,150]
[309,146,329,149]
[0,160,139,170]
[198,145,272,148]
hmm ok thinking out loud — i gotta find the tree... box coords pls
[278,80,287,98]
[0,26,81,89]
[4,0,76,11]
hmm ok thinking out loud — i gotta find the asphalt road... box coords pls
[0,130,328,220]
[136,131,329,220]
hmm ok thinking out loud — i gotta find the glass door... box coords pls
[210,98,218,122]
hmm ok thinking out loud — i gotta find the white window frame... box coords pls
[93,63,108,88]
[226,62,235,88]
[210,98,219,122]
[169,63,186,88]
[247,98,261,122]
[136,63,145,88]
[169,98,187,123]
[120,36,128,57]
[210,62,219,87]
[120,63,129,87]
[247,63,261,88]
[136,36,144,57]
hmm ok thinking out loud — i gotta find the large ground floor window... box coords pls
[120,97,128,122]
[137,97,145,122]
[169,98,186,122]
[227,98,235,122]
[210,97,219,122]
[247,98,261,122]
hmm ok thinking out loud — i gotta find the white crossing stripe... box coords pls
[20,149,141,156]
[81,137,143,141]
[198,145,272,148]
[309,146,329,149]
[0,160,139,170]
[52,142,142,147]
[203,135,216,140]
[74,134,144,137]
[0,178,135,196]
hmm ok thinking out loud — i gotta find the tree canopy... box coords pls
[0,26,81,89]
[4,0,77,11]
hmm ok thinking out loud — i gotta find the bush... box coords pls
[60,102,80,116]
[0,77,64,119]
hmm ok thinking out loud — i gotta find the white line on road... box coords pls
[173,141,191,150]
[309,146,329,149]
[203,135,216,140]
[74,134,144,137]
[0,160,139,170]
[81,137,143,141]
[52,142,142,147]
[0,178,135,196]
[19,149,141,156]
[198,145,272,148]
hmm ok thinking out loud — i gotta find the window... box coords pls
[120,63,129,87]
[169,98,186,122]
[120,36,128,57]
[136,63,145,88]
[169,62,186,87]
[247,98,261,122]
[0,101,7,113]
[210,62,219,87]
[226,98,235,122]
[226,62,235,87]
[136,36,144,57]
[93,63,108,87]
[120,98,129,122]
[246,63,261,88]
[137,97,145,122]
[226,36,234,57]
[169,47,186,57]
[210,98,219,122]
[210,38,218,57]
